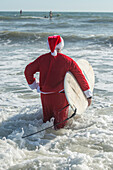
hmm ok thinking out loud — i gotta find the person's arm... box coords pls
[70,60,92,106]
[24,58,40,90]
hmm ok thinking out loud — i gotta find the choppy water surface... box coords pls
[0,11,113,170]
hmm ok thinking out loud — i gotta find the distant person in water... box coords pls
[20,10,22,15]
[49,11,52,19]
[44,16,48,18]
[24,35,92,129]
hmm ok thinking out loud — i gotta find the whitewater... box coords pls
[0,11,113,170]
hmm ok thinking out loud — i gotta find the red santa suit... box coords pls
[24,35,92,129]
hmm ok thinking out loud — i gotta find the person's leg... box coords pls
[53,93,69,129]
[54,105,69,129]
[41,94,53,123]
[41,93,69,129]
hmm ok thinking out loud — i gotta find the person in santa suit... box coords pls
[24,35,92,129]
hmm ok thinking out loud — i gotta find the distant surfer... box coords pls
[20,10,22,15]
[24,35,92,129]
[49,11,52,19]
[44,16,48,18]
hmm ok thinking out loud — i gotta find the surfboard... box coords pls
[64,59,95,115]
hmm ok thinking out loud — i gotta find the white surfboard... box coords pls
[64,59,95,115]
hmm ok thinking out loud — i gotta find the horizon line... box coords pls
[0,10,113,13]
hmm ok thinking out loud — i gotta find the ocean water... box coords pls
[0,11,113,170]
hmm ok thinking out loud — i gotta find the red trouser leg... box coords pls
[41,93,69,129]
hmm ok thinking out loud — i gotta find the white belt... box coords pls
[28,81,64,94]
[39,89,64,94]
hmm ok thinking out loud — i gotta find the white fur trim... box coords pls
[56,37,64,50]
[84,89,92,98]
[29,80,38,90]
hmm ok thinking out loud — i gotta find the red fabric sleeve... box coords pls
[70,60,90,92]
[24,58,40,85]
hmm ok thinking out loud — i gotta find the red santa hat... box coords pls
[47,35,64,56]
